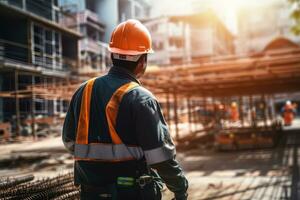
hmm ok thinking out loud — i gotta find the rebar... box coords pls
[23,186,77,200]
[0,174,34,190]
[0,174,73,198]
[0,172,78,200]
[52,190,80,200]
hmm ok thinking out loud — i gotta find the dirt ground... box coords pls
[1,121,300,199]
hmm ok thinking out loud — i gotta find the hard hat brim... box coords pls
[108,46,154,55]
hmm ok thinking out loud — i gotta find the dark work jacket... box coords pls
[62,66,188,199]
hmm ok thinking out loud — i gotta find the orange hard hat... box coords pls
[108,19,154,55]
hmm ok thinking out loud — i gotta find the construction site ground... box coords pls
[0,119,300,199]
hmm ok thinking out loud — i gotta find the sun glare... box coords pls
[210,0,275,34]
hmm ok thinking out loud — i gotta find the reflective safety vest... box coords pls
[74,79,144,162]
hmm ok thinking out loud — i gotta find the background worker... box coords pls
[230,102,239,122]
[62,19,188,200]
[282,100,296,126]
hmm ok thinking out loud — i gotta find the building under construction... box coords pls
[0,0,80,138]
[143,11,235,65]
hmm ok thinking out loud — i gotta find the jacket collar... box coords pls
[108,66,141,85]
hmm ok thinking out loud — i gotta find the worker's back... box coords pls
[69,66,155,186]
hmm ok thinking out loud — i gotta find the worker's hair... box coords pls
[111,54,147,72]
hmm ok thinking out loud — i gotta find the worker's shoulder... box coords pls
[79,76,106,89]
[72,76,103,98]
[134,86,155,98]
[126,85,157,104]
[78,77,99,87]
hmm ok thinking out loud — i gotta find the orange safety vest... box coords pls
[283,105,294,125]
[74,79,144,162]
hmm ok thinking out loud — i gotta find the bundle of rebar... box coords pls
[0,175,34,190]
[0,172,80,200]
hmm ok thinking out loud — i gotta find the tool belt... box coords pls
[81,175,161,200]
[136,175,154,188]
[116,175,153,187]
[136,175,162,200]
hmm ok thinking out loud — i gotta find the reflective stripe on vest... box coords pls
[75,80,142,161]
[76,78,96,144]
[74,143,144,161]
[105,82,140,144]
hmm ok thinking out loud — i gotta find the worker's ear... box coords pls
[135,55,147,78]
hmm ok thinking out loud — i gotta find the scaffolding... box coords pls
[0,45,296,142]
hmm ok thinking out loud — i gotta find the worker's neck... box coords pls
[113,65,139,79]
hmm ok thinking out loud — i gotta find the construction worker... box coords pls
[230,102,239,122]
[62,19,188,200]
[282,100,296,126]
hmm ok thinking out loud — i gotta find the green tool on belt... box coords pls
[117,177,135,187]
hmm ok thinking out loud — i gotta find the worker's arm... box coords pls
[135,98,188,199]
[151,159,188,200]
[62,86,83,154]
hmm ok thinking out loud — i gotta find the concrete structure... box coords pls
[118,0,151,22]
[0,0,80,135]
[59,0,150,74]
[143,11,234,65]
[61,0,151,42]
[106,0,151,42]
[60,0,110,74]
[236,0,300,54]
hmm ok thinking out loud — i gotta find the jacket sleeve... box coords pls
[62,85,84,154]
[151,159,188,200]
[135,98,188,199]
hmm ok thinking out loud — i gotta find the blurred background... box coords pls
[0,0,300,199]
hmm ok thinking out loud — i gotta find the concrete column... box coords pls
[31,75,36,138]
[95,0,119,42]
[15,70,20,137]
[22,0,27,10]
[164,19,170,65]
[130,0,135,18]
